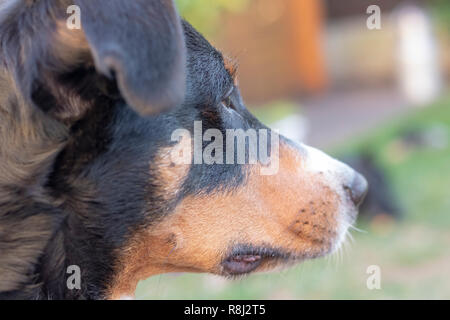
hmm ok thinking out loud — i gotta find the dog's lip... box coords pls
[221,245,292,275]
[222,254,263,275]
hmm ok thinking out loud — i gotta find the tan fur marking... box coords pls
[153,134,191,200]
[53,21,91,64]
[224,56,238,84]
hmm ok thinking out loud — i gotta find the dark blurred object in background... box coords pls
[398,125,449,150]
[342,153,402,222]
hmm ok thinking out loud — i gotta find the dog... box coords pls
[0,0,368,300]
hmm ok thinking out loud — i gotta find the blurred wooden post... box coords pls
[288,0,328,93]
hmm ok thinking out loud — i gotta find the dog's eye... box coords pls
[221,96,235,110]
[221,87,236,110]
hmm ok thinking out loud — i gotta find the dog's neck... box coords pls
[0,71,115,300]
[0,72,67,205]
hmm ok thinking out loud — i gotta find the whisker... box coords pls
[349,224,367,233]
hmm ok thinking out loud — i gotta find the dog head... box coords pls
[0,4,367,300]
[105,21,368,299]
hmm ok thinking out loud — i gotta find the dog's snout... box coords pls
[344,172,368,207]
[293,142,369,207]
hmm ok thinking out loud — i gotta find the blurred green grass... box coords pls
[248,101,300,125]
[136,95,450,299]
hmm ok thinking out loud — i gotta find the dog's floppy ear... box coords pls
[74,0,186,115]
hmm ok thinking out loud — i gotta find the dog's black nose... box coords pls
[344,172,368,206]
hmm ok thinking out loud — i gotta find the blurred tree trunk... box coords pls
[288,0,328,94]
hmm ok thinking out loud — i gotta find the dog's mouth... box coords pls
[222,254,263,274]
[221,245,292,276]
[220,233,351,276]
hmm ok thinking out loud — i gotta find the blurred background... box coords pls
[137,0,450,299]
